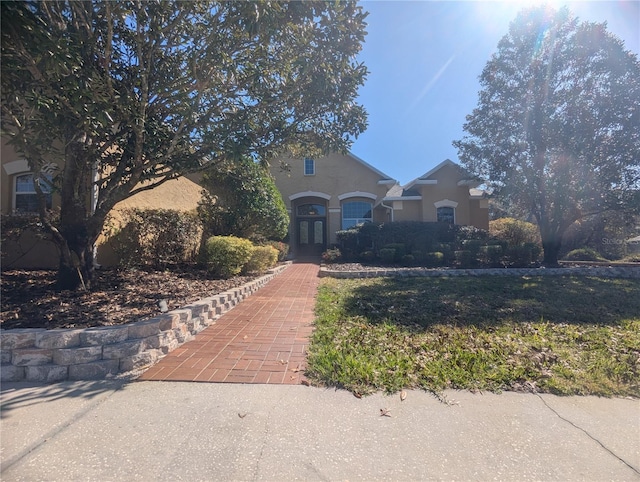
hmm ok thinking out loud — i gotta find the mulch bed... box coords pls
[1,266,259,331]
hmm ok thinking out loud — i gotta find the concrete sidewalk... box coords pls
[2,380,638,481]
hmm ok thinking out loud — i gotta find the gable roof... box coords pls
[404,159,481,190]
[346,152,396,184]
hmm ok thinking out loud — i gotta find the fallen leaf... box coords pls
[379,408,391,417]
[301,379,310,386]
[354,392,362,399]
[238,413,247,418]
[243,335,248,340]
[400,390,407,401]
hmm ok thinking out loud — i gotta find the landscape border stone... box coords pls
[320,265,640,279]
[0,264,290,383]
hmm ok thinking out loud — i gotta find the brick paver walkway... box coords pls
[138,261,320,385]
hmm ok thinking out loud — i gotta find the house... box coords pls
[0,138,203,269]
[270,152,488,256]
[2,138,488,267]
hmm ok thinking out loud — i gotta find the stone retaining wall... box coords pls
[1,264,289,383]
[320,265,640,279]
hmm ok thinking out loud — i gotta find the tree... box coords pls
[198,156,289,242]
[453,6,640,266]
[1,0,368,288]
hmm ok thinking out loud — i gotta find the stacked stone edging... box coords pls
[0,264,290,383]
[320,265,640,279]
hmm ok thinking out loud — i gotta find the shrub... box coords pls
[265,240,289,261]
[321,248,342,263]
[505,243,541,267]
[401,254,415,266]
[563,248,609,262]
[425,251,444,267]
[461,239,484,255]
[202,236,254,278]
[379,248,397,264]
[490,218,540,246]
[454,250,473,268]
[244,245,279,273]
[359,250,376,263]
[479,244,503,267]
[382,243,405,262]
[335,228,360,261]
[108,209,202,268]
[454,225,490,245]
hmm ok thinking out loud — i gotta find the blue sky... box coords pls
[350,1,640,185]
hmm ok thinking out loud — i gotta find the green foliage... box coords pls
[335,228,362,261]
[307,276,640,397]
[479,245,503,268]
[562,212,640,260]
[198,156,289,242]
[202,236,255,278]
[563,248,609,262]
[382,243,406,262]
[378,248,396,264]
[332,220,543,268]
[490,218,541,247]
[264,241,289,262]
[424,251,445,268]
[359,250,376,263]
[401,254,415,266]
[1,0,368,289]
[454,250,473,268]
[454,6,640,266]
[244,245,279,274]
[321,248,343,264]
[107,209,202,268]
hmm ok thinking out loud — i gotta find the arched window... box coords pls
[14,173,53,214]
[437,206,455,224]
[342,201,372,229]
[297,203,325,216]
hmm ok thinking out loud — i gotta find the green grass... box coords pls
[306,276,640,397]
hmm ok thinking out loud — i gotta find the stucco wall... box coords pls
[2,138,205,268]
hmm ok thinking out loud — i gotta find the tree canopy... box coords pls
[1,0,368,288]
[198,157,289,243]
[453,6,640,266]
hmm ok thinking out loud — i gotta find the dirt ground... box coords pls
[1,267,260,331]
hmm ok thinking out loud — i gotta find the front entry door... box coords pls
[297,218,326,256]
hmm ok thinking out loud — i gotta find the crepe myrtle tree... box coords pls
[1,0,368,289]
[454,6,640,266]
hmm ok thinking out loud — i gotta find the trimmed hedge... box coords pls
[330,220,544,268]
[202,236,255,278]
[245,245,279,274]
[107,209,202,268]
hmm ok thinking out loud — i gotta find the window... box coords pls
[14,173,52,214]
[304,158,315,176]
[342,201,372,229]
[297,203,325,216]
[437,206,455,224]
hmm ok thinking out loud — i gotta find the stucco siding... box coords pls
[271,152,391,209]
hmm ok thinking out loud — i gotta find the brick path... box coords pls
[138,261,320,385]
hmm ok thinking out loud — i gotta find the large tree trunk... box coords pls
[55,133,97,290]
[56,226,96,291]
[541,237,562,267]
[537,214,564,268]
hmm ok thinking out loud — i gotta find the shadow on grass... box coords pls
[340,275,640,328]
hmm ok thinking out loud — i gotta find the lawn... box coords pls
[306,275,640,397]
